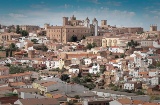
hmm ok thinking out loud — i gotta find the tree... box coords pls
[120,54,125,58]
[100,65,106,73]
[60,74,70,82]
[82,36,86,39]
[0,46,3,50]
[115,55,119,58]
[9,65,35,74]
[16,25,20,34]
[71,35,78,42]
[8,28,11,33]
[136,90,145,95]
[92,42,97,47]
[21,30,29,36]
[156,62,160,69]
[86,43,93,50]
[9,43,18,57]
[5,49,9,57]
[147,35,150,39]
[72,77,81,84]
[74,95,80,99]
[127,40,139,48]
[31,39,38,44]
[42,45,48,51]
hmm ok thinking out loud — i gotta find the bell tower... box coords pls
[84,17,90,28]
[63,17,69,26]
[150,24,157,31]
[92,18,98,36]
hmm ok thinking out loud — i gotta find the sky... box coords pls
[0,0,160,31]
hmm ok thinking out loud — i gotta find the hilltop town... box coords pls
[0,15,160,105]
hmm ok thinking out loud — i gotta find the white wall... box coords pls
[123,83,134,90]
[110,100,122,105]
[69,68,79,74]
[20,92,45,99]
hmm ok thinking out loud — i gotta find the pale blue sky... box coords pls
[0,0,160,30]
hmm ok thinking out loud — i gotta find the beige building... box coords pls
[47,26,91,43]
[47,15,100,43]
[20,25,40,33]
[84,36,103,47]
[140,40,153,47]
[102,36,121,47]
[116,27,143,34]
[0,32,21,42]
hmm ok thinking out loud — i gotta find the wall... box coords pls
[20,92,45,99]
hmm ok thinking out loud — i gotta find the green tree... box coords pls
[92,42,97,47]
[9,65,35,74]
[0,46,3,50]
[115,55,119,58]
[31,39,38,44]
[156,62,160,69]
[74,95,80,99]
[120,54,125,58]
[71,35,78,42]
[16,25,20,34]
[86,43,93,50]
[72,77,81,84]
[127,40,139,48]
[9,43,18,57]
[8,28,11,33]
[42,45,48,51]
[21,30,29,36]
[5,49,9,57]
[60,74,70,82]
[100,65,106,73]
[136,90,145,95]
[82,36,86,39]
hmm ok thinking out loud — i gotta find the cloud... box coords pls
[150,10,160,15]
[8,13,27,18]
[106,1,121,6]
[89,0,101,4]
[1,7,140,29]
[63,4,72,9]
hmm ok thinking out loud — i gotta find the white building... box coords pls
[153,40,160,48]
[45,60,60,69]
[150,76,159,85]
[69,68,79,74]
[109,47,124,53]
[83,58,92,66]
[89,63,100,74]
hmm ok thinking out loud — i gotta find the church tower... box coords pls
[84,17,90,28]
[92,18,98,36]
[150,24,157,31]
[63,17,69,26]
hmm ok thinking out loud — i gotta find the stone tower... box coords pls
[84,17,90,28]
[44,23,50,30]
[92,18,98,36]
[63,17,69,26]
[150,24,157,31]
[101,20,107,27]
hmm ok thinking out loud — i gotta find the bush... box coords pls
[115,55,119,58]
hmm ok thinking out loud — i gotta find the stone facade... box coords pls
[20,25,40,33]
[0,32,21,42]
[47,15,100,43]
[84,36,103,47]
